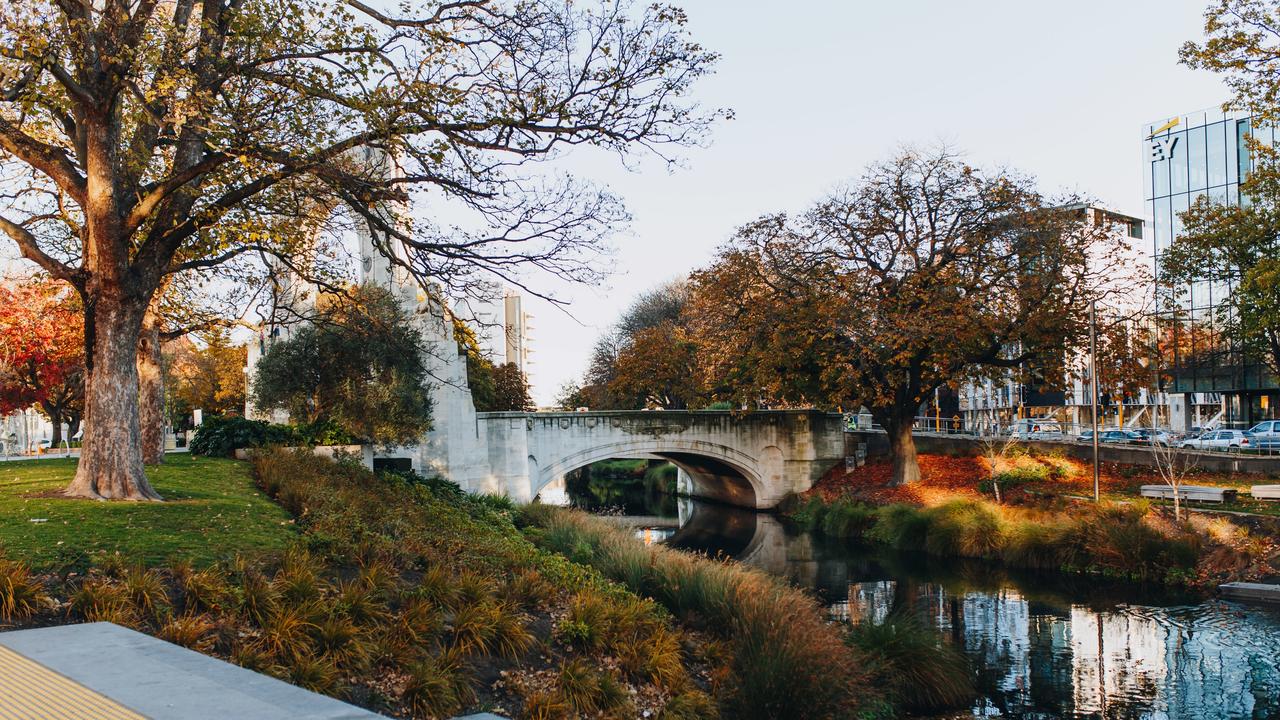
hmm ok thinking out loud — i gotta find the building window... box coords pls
[1237,119,1253,181]
[1208,121,1228,188]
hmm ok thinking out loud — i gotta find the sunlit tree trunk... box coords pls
[884,415,921,486]
[64,290,161,500]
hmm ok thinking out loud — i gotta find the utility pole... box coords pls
[1090,301,1100,502]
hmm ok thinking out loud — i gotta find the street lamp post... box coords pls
[1089,301,1100,502]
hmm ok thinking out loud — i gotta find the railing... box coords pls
[842,414,1280,457]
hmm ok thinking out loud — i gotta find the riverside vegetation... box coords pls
[788,452,1280,586]
[0,449,975,718]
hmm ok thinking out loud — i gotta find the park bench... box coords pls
[1250,485,1280,501]
[1139,485,1238,503]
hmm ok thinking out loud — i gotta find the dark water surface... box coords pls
[552,480,1280,719]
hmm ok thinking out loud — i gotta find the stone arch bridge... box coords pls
[411,407,847,509]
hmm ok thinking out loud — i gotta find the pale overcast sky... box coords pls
[520,0,1230,405]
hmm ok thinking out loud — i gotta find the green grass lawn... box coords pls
[0,454,297,569]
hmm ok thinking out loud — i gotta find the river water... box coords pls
[548,478,1280,719]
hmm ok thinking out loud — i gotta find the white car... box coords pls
[1005,418,1064,441]
[1247,420,1280,447]
[1181,429,1255,451]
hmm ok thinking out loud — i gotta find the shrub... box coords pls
[190,415,295,457]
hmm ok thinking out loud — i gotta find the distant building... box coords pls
[957,205,1150,433]
[455,285,534,378]
[1145,106,1278,430]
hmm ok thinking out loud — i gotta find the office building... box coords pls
[1145,107,1278,429]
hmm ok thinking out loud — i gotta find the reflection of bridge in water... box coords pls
[606,500,820,586]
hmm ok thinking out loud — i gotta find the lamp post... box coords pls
[1089,301,1100,502]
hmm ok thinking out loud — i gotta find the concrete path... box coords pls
[0,623,383,719]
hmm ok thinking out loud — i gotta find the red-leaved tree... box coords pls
[0,279,85,447]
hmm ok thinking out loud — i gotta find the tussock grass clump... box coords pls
[158,613,217,652]
[0,559,47,622]
[402,650,475,719]
[923,501,1004,558]
[847,614,974,715]
[520,506,878,719]
[556,657,630,715]
[69,577,136,625]
[660,689,720,720]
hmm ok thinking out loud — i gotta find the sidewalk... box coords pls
[0,623,383,719]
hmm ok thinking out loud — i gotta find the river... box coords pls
[545,475,1280,719]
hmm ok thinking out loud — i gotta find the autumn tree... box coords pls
[162,330,248,431]
[0,279,85,446]
[0,0,720,499]
[607,323,704,408]
[491,362,534,412]
[691,147,1131,485]
[578,279,694,408]
[251,285,431,444]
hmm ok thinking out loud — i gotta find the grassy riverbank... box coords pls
[519,505,974,718]
[790,453,1280,586]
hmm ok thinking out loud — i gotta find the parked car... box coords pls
[1180,429,1255,451]
[1131,428,1174,446]
[1078,429,1144,445]
[1005,418,1064,441]
[1243,420,1280,450]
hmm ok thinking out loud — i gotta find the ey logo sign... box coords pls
[1148,117,1180,161]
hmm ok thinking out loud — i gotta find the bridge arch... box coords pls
[533,439,764,507]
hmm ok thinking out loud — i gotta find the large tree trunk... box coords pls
[65,297,162,500]
[138,308,165,466]
[886,420,921,486]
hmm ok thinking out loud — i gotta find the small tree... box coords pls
[251,285,431,445]
[977,428,1020,504]
[1149,440,1200,523]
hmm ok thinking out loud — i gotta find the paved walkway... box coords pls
[0,623,383,719]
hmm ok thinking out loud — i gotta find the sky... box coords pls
[516,0,1229,405]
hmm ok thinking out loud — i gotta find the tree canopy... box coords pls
[688,147,1136,484]
[1168,0,1280,378]
[251,285,432,445]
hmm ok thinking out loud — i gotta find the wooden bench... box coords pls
[1250,485,1280,501]
[1139,485,1238,503]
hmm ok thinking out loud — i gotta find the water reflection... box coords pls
[557,478,1280,719]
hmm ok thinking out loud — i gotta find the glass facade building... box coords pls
[1145,107,1279,427]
